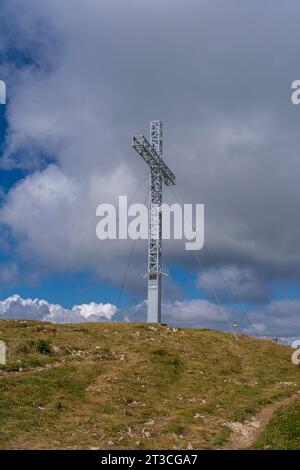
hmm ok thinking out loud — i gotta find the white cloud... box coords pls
[0,294,229,328]
[0,294,117,323]
[73,301,116,321]
[120,298,235,330]
[164,299,224,323]
[0,161,137,278]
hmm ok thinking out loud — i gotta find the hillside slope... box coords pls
[0,320,299,450]
[253,395,300,449]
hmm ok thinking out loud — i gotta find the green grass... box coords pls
[0,319,299,449]
[253,398,300,449]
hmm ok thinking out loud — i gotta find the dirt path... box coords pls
[220,390,300,450]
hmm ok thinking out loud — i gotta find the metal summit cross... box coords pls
[132,120,175,323]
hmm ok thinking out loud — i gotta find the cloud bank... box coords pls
[0,294,117,323]
[0,1,299,336]
[0,295,299,345]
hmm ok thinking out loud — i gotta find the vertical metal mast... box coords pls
[132,121,175,323]
[148,121,163,322]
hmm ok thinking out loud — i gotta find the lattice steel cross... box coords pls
[132,121,175,323]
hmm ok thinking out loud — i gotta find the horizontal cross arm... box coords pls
[132,135,175,186]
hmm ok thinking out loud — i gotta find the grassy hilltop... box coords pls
[0,320,300,450]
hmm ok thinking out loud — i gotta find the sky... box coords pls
[0,0,300,339]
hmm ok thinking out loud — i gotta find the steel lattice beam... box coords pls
[132,120,175,323]
[132,136,175,186]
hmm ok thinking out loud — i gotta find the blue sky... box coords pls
[0,0,300,338]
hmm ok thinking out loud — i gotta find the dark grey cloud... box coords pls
[0,0,299,321]
[198,266,272,304]
[250,299,300,339]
